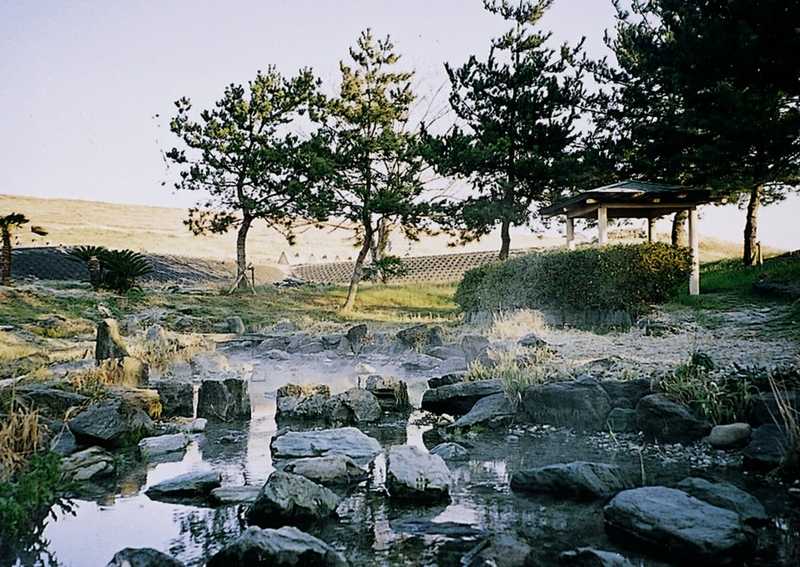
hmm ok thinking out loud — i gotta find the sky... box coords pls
[1,0,798,250]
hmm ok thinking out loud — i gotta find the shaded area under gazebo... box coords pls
[541,180,713,295]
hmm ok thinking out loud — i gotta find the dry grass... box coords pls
[67,365,116,399]
[0,403,43,481]
[768,370,800,477]
[486,310,547,341]
[127,331,211,372]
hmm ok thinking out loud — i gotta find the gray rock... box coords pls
[511,461,632,499]
[463,534,534,567]
[283,455,368,485]
[138,433,190,460]
[323,388,382,424]
[246,471,340,528]
[145,470,221,499]
[69,398,154,448]
[49,423,78,456]
[321,334,343,349]
[105,547,185,567]
[560,547,634,566]
[421,379,504,415]
[749,390,800,427]
[428,372,466,389]
[706,423,752,449]
[197,378,250,421]
[273,320,299,334]
[96,318,128,362]
[635,394,711,443]
[599,379,652,409]
[275,383,330,420]
[400,353,441,372]
[676,477,768,525]
[150,380,193,418]
[271,427,382,461]
[225,316,246,335]
[287,335,325,354]
[426,345,464,360]
[519,378,612,431]
[430,442,469,461]
[263,349,290,361]
[258,336,291,352]
[210,485,261,505]
[742,424,786,471]
[397,324,444,350]
[206,526,348,567]
[518,332,548,349]
[603,486,752,563]
[449,392,513,430]
[363,375,410,411]
[15,384,89,418]
[345,324,368,355]
[386,445,451,502]
[61,446,115,481]
[461,335,490,366]
[606,408,638,433]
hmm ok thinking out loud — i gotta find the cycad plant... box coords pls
[0,213,30,286]
[68,246,152,293]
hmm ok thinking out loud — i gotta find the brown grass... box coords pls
[768,372,800,477]
[0,403,43,481]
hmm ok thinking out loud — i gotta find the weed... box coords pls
[0,404,43,481]
[768,371,800,479]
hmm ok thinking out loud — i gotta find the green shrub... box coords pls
[69,247,152,293]
[455,243,691,315]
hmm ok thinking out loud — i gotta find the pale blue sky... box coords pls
[1,0,798,249]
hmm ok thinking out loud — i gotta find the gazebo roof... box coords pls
[540,180,712,219]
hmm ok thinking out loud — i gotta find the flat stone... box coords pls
[206,526,347,567]
[61,446,115,482]
[707,423,752,449]
[145,470,221,499]
[430,442,469,461]
[421,379,503,415]
[676,477,768,525]
[138,433,190,460]
[386,445,451,502]
[271,427,382,461]
[449,392,513,430]
[519,378,612,431]
[105,547,185,567]
[511,461,632,499]
[210,486,261,505]
[635,394,711,443]
[428,372,465,389]
[282,455,368,485]
[246,471,340,528]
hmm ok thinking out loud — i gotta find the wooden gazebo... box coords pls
[540,180,713,295]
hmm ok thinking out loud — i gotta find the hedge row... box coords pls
[455,243,692,314]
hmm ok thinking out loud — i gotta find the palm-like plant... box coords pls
[68,246,152,293]
[0,213,30,286]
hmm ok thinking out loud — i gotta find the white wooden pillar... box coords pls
[565,217,576,250]
[688,207,700,295]
[597,206,608,246]
[647,218,656,243]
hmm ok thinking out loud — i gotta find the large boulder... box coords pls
[105,548,185,567]
[397,324,444,350]
[511,461,632,500]
[676,477,768,526]
[275,383,330,420]
[599,379,652,409]
[428,373,465,389]
[742,424,786,471]
[69,397,154,448]
[96,319,129,362]
[519,378,612,431]
[323,388,382,424]
[150,380,193,418]
[197,378,250,421]
[14,384,89,418]
[206,526,348,567]
[271,427,382,462]
[421,380,504,415]
[138,433,190,460]
[363,375,410,412]
[635,394,711,443]
[449,392,513,430]
[386,445,451,502]
[706,423,752,449]
[603,487,752,563]
[145,470,221,500]
[61,446,115,482]
[282,455,368,486]
[246,471,340,528]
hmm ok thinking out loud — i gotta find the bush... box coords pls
[455,243,691,315]
[68,246,152,293]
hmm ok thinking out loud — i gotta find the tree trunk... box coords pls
[0,227,11,286]
[743,185,762,266]
[499,218,511,261]
[671,210,688,247]
[236,215,253,290]
[370,218,390,263]
[343,227,374,312]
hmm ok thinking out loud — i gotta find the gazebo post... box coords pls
[688,207,700,295]
[565,217,575,250]
[647,218,656,243]
[597,206,608,246]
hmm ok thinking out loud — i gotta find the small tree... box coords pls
[0,213,30,286]
[166,67,321,288]
[310,30,431,311]
[425,0,586,260]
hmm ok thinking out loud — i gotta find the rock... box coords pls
[271,427,382,461]
[706,423,752,449]
[519,378,612,431]
[225,316,246,335]
[138,433,190,459]
[321,334,343,350]
[428,372,466,389]
[174,417,206,433]
[742,424,786,471]
[599,379,652,409]
[559,547,634,566]
[426,345,463,360]
[449,393,513,430]
[61,446,115,481]
[150,380,193,418]
[345,324,368,355]
[363,375,410,411]
[105,547,185,567]
[603,486,752,563]
[635,394,711,443]
[676,477,768,525]
[262,349,290,361]
[197,378,250,421]
[257,336,291,352]
[397,324,444,350]
[115,387,162,419]
[246,471,340,528]
[421,379,504,415]
[49,423,78,456]
[287,335,325,354]
[15,384,89,418]
[430,442,469,461]
[69,398,154,448]
[461,335,490,366]
[386,445,451,502]
[518,332,548,349]
[511,461,632,499]
[96,319,129,361]
[145,470,221,499]
[606,408,638,433]
[273,320,299,334]
[323,388,382,424]
[282,455,368,486]
[400,353,441,372]
[275,383,330,420]
[210,486,261,505]
[206,526,347,567]
[463,534,534,567]
[749,390,800,427]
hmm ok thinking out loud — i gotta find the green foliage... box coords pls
[68,247,152,293]
[363,255,408,284]
[455,243,691,314]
